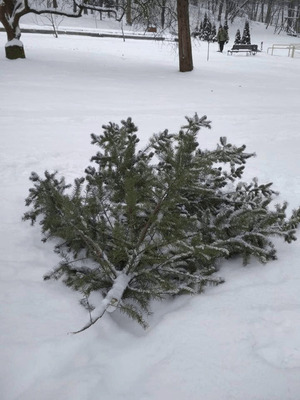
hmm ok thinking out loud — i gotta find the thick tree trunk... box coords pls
[0,3,26,59]
[177,0,193,72]
[5,39,26,59]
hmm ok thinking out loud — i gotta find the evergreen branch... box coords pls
[215,236,273,261]
[131,251,194,279]
[124,190,172,275]
[71,272,132,334]
[136,192,168,248]
[66,219,117,279]
[24,114,299,332]
[96,196,115,232]
[34,177,118,279]
[71,308,106,334]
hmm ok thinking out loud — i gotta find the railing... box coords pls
[267,43,300,57]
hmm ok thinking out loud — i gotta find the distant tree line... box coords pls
[111,1,299,34]
[1,0,299,64]
[190,0,300,34]
[192,12,218,42]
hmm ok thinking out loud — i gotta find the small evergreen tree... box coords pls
[211,23,217,42]
[201,12,209,40]
[192,13,215,42]
[199,20,203,35]
[202,15,212,41]
[23,114,300,333]
[191,13,216,60]
[234,29,241,44]
[241,20,251,44]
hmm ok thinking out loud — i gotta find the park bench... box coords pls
[227,44,258,56]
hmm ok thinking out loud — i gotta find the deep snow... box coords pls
[1,16,300,400]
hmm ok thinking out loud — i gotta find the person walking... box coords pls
[217,25,229,53]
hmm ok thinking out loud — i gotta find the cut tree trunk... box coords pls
[72,272,132,334]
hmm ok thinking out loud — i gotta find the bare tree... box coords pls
[31,0,67,37]
[125,0,192,71]
[0,0,118,59]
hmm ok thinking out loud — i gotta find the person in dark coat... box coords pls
[217,25,229,53]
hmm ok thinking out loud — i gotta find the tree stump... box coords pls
[5,43,26,60]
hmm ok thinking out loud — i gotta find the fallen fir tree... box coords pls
[23,114,300,333]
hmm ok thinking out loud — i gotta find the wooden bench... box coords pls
[228,44,258,56]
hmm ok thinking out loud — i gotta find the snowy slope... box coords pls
[1,18,300,400]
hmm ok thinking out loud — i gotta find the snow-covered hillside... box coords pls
[1,17,300,400]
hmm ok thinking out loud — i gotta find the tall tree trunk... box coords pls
[161,0,166,29]
[218,0,224,21]
[287,1,296,32]
[0,2,26,59]
[265,0,275,25]
[126,0,132,25]
[253,1,259,22]
[177,0,193,72]
[224,0,229,20]
[259,2,265,23]
[296,5,300,33]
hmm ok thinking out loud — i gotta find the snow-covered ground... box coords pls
[1,17,300,400]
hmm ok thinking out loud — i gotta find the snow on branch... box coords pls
[71,272,132,334]
[10,0,120,21]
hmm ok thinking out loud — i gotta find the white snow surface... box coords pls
[1,17,300,400]
[5,39,24,47]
